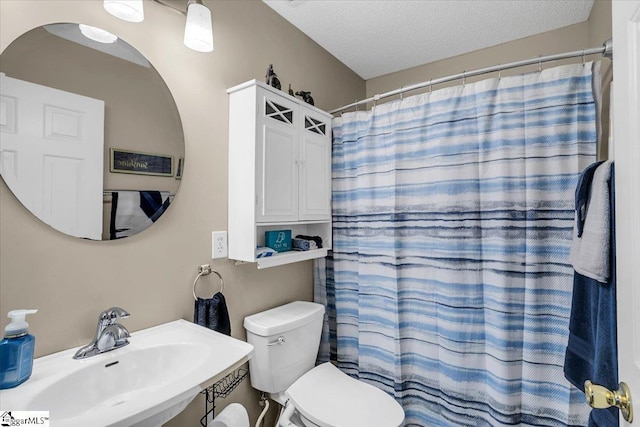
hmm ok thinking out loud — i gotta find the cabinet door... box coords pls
[299,111,331,221]
[256,90,299,223]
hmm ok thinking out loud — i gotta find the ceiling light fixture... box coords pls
[79,24,118,44]
[103,0,144,23]
[103,0,214,53]
[183,0,214,52]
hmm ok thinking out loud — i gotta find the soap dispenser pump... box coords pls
[0,309,37,389]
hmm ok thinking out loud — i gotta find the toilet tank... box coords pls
[243,301,324,394]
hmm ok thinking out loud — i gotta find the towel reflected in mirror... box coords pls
[109,190,172,239]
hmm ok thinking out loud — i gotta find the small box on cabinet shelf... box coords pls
[265,230,292,252]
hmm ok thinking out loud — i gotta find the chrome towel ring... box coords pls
[193,264,225,301]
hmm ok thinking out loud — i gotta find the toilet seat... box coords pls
[285,362,404,427]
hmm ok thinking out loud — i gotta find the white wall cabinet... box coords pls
[228,80,332,268]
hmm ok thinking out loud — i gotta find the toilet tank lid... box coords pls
[244,301,324,336]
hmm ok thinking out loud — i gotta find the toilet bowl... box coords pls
[244,301,404,427]
[281,362,404,427]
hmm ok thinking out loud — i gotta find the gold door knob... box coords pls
[584,380,633,423]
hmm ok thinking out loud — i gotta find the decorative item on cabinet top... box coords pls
[294,90,314,106]
[227,80,332,269]
[265,64,281,90]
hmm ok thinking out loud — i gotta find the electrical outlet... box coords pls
[212,231,228,259]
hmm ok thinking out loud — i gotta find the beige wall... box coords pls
[0,0,364,425]
[366,0,612,157]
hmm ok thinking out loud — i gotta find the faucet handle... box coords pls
[107,307,130,319]
[99,307,130,322]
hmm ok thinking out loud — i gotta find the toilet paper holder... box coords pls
[199,368,249,427]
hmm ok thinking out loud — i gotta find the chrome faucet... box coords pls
[73,307,131,360]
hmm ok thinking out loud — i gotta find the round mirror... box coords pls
[0,23,184,240]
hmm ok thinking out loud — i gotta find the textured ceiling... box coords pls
[262,0,595,80]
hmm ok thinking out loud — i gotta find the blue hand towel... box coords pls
[564,162,617,427]
[194,292,231,336]
[573,161,604,238]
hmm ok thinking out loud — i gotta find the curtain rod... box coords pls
[330,39,613,115]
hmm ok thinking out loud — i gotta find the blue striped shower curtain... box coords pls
[315,63,600,426]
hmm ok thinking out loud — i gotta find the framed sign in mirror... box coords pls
[110,148,174,177]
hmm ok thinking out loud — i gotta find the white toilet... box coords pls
[244,301,405,427]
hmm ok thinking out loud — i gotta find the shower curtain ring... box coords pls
[355,100,358,112]
[462,72,466,86]
[538,56,542,73]
[373,94,381,110]
[400,86,404,100]
[582,48,586,65]
[498,64,501,80]
[429,79,433,92]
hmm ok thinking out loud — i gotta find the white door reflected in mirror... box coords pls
[1,74,105,240]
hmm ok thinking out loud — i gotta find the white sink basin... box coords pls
[0,320,254,427]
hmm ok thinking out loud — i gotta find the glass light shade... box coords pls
[104,0,144,23]
[184,2,214,53]
[79,24,118,44]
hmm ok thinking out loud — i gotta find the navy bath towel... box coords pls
[194,292,231,336]
[564,162,617,427]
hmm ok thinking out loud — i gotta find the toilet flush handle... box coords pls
[268,336,286,346]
